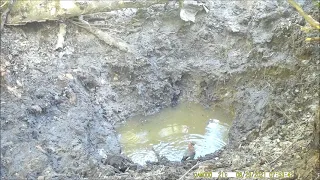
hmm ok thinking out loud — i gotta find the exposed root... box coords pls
[69,15,134,53]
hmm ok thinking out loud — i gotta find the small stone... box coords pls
[113,74,119,81]
[16,80,23,87]
[100,78,106,85]
[68,92,77,105]
[4,61,11,66]
[65,73,73,79]
[31,105,42,113]
[37,176,45,180]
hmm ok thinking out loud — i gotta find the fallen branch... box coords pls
[306,37,320,42]
[178,161,200,180]
[70,16,134,53]
[6,0,169,25]
[287,0,320,30]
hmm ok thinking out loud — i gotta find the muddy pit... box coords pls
[0,0,319,179]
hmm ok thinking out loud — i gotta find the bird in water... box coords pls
[181,142,195,162]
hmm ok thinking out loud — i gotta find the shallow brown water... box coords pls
[117,102,233,165]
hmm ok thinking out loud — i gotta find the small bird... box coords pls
[181,142,195,162]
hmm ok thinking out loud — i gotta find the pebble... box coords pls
[37,176,45,180]
[65,73,74,79]
[31,105,42,113]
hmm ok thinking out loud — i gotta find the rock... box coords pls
[37,176,45,180]
[102,154,134,172]
[179,0,208,22]
[29,105,42,114]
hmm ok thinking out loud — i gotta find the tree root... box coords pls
[70,16,134,53]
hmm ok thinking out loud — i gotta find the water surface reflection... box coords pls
[117,102,233,165]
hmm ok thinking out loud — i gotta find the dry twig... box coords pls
[69,16,134,53]
[178,161,201,180]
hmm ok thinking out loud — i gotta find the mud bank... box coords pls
[0,0,319,179]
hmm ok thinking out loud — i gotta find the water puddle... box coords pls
[116,102,233,165]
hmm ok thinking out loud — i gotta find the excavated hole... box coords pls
[115,91,234,165]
